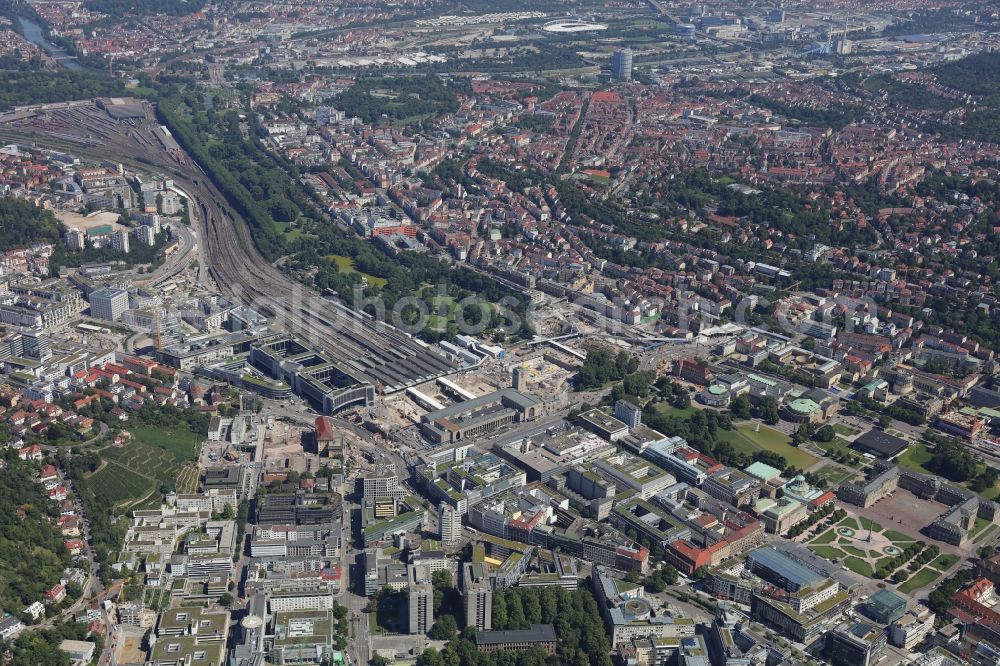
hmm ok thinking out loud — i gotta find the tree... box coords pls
[758,397,780,425]
[792,423,815,446]
[430,615,458,641]
[730,394,752,419]
[813,425,835,442]
[372,655,390,666]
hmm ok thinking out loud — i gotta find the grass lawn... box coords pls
[842,545,868,558]
[883,530,916,543]
[838,517,859,530]
[326,254,389,288]
[876,556,896,570]
[843,557,874,577]
[719,423,819,470]
[979,483,1000,500]
[930,554,960,571]
[898,567,942,594]
[971,517,991,537]
[975,524,999,544]
[285,229,306,243]
[811,530,837,545]
[859,517,883,533]
[833,424,859,437]
[813,437,856,456]
[898,442,934,474]
[814,464,857,486]
[654,403,697,419]
[810,546,846,560]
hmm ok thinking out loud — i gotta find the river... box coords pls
[18,17,84,71]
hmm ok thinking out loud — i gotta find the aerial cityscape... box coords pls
[0,0,999,665]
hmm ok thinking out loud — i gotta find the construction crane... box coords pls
[154,309,163,352]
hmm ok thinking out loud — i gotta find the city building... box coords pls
[439,502,462,546]
[612,49,633,81]
[474,624,558,655]
[462,561,493,631]
[865,589,907,625]
[837,467,898,508]
[615,400,642,429]
[111,229,130,253]
[408,565,434,635]
[825,621,887,666]
[89,287,130,322]
[593,566,695,644]
[889,606,935,650]
[420,388,541,444]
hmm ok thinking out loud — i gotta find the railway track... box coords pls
[0,102,457,388]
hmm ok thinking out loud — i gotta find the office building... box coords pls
[362,465,403,498]
[825,622,886,666]
[89,287,130,322]
[267,610,334,666]
[474,624,557,655]
[889,606,935,650]
[612,49,633,81]
[745,547,822,593]
[439,502,462,546]
[22,329,51,362]
[408,565,434,635]
[865,589,907,624]
[463,561,493,631]
[614,400,642,429]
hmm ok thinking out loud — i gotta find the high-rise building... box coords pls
[612,49,633,81]
[135,225,156,247]
[512,367,526,391]
[462,562,492,631]
[439,502,461,546]
[111,230,130,254]
[408,565,434,635]
[89,287,130,321]
[614,400,641,429]
[21,330,51,362]
[65,228,86,251]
